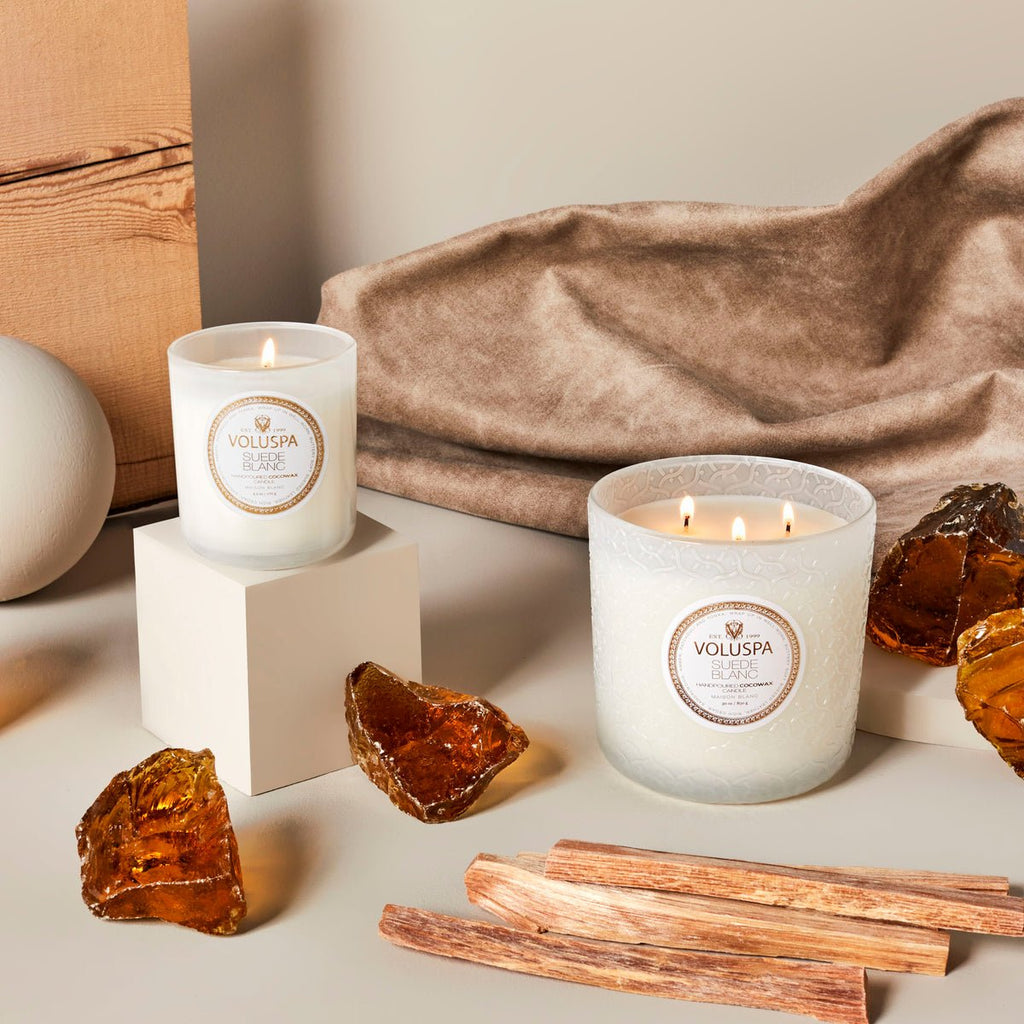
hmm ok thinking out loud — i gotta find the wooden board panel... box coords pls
[0,147,200,507]
[0,0,192,183]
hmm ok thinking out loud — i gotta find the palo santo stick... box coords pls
[464,854,949,976]
[527,852,1007,894]
[545,841,1024,936]
[793,864,1009,894]
[380,904,868,1024]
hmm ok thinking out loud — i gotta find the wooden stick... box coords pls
[545,841,1024,936]
[465,853,949,975]
[793,864,1009,894]
[527,852,1007,894]
[380,904,868,1024]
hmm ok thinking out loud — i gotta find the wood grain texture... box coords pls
[465,854,949,975]
[793,864,1010,894]
[0,147,199,507]
[546,841,1024,936]
[380,904,868,1024]
[0,0,192,183]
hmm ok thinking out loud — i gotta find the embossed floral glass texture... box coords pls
[588,456,875,804]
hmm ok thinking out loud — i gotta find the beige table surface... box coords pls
[3,488,1022,1024]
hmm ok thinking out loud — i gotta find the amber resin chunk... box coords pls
[867,483,1024,665]
[76,748,246,935]
[957,609,1024,777]
[346,662,529,823]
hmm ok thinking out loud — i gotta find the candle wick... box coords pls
[679,495,695,532]
[785,522,792,536]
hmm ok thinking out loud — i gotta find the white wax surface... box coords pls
[620,495,846,541]
[210,354,316,369]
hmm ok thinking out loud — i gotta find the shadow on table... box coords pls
[812,731,900,795]
[947,932,975,973]
[14,502,177,605]
[0,643,94,731]
[469,731,567,817]
[867,975,894,1020]
[946,931,1014,974]
[421,558,589,696]
[235,816,316,932]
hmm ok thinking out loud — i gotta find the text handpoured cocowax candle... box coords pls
[588,456,876,804]
[168,322,356,570]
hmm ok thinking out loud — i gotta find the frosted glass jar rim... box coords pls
[168,321,356,371]
[589,454,876,548]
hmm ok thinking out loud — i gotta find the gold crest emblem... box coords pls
[254,414,271,433]
[725,620,744,640]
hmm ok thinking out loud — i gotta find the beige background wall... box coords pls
[187,0,1024,327]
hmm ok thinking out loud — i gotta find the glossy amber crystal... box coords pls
[957,609,1024,777]
[76,747,246,934]
[346,662,529,823]
[867,483,1024,665]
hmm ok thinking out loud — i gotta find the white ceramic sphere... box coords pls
[0,336,115,600]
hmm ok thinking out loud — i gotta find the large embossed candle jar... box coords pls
[168,322,356,569]
[588,456,875,803]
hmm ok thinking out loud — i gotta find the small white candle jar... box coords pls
[167,322,356,570]
[589,455,875,804]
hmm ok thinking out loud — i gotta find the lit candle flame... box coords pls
[732,516,746,542]
[679,494,695,530]
[260,337,276,368]
[783,501,794,537]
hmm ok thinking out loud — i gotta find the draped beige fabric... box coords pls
[319,99,1024,558]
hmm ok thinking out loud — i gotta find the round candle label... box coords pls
[207,393,326,515]
[663,597,803,731]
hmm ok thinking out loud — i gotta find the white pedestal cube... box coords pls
[134,513,421,795]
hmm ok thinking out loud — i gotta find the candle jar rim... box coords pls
[589,454,876,547]
[168,321,356,370]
